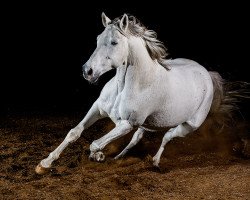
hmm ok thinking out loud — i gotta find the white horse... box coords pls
[36,13,228,174]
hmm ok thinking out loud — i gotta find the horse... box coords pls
[35,13,235,174]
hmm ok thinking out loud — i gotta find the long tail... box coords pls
[209,71,250,126]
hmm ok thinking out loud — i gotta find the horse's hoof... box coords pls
[35,163,50,175]
[95,151,106,162]
[90,151,105,162]
[152,157,160,168]
[153,162,159,168]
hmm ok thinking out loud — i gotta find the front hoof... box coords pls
[89,151,105,162]
[35,163,50,175]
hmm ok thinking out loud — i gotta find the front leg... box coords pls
[89,120,133,161]
[35,101,103,174]
[114,128,145,160]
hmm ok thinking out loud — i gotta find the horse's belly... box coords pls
[142,111,185,131]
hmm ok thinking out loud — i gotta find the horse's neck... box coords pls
[115,65,127,92]
[115,37,157,92]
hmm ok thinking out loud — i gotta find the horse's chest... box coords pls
[99,92,124,123]
[110,94,123,122]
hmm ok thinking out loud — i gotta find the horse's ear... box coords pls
[119,14,129,32]
[101,12,111,27]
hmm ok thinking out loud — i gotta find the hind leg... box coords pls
[152,123,195,167]
[153,91,213,167]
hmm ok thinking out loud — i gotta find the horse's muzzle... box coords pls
[82,64,99,83]
[82,64,92,77]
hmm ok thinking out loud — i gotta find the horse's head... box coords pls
[82,13,129,83]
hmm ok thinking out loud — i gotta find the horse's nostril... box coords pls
[87,68,93,76]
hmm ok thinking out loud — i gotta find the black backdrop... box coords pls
[1,2,249,118]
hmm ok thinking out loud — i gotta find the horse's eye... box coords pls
[111,41,118,45]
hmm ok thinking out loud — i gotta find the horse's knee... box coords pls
[65,128,81,143]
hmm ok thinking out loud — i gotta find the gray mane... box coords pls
[111,15,170,70]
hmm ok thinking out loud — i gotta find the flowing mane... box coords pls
[111,15,170,70]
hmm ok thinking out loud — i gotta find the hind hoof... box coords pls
[152,156,160,167]
[35,163,50,175]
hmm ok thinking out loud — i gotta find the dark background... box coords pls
[1,2,249,118]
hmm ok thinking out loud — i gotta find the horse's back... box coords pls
[165,58,212,84]
[144,58,214,128]
[165,58,206,70]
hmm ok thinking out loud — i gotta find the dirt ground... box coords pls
[0,113,249,200]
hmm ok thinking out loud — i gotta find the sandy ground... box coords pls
[0,113,249,200]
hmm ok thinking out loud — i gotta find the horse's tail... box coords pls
[209,71,249,126]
